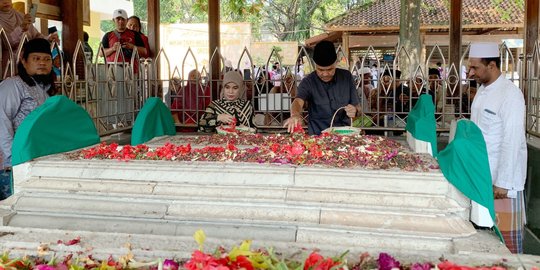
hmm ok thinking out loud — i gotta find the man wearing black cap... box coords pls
[0,38,56,200]
[283,40,359,135]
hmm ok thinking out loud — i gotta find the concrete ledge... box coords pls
[4,145,486,256]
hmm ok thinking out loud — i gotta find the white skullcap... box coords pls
[469,42,499,58]
[358,67,371,75]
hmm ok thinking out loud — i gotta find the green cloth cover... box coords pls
[12,95,100,165]
[405,94,437,155]
[437,119,503,242]
[131,97,176,145]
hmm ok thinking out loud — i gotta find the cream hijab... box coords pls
[0,7,24,34]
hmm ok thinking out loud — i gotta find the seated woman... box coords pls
[198,71,254,133]
[171,69,211,129]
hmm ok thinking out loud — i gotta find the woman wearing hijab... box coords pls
[0,0,45,75]
[198,71,254,133]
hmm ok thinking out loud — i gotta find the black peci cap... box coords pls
[23,38,52,59]
[313,41,337,67]
[428,68,440,77]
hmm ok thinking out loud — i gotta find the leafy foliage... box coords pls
[131,0,362,42]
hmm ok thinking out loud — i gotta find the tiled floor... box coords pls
[525,227,540,255]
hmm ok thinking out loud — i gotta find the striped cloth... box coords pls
[495,191,526,253]
[198,99,254,133]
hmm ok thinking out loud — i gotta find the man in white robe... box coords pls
[468,42,527,253]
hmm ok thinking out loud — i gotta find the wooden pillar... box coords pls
[208,0,220,99]
[524,0,539,102]
[61,1,83,61]
[342,31,350,62]
[448,0,462,103]
[449,0,462,72]
[147,0,160,58]
[524,0,539,59]
[39,19,48,36]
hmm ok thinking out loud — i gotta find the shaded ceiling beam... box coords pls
[349,34,521,48]
[327,24,523,32]
[473,28,496,35]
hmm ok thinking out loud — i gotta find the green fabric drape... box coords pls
[131,97,176,145]
[437,119,503,242]
[12,95,100,165]
[405,94,437,156]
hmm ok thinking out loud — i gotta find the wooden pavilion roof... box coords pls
[325,0,523,33]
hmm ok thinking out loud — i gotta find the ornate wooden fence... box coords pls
[2,31,537,138]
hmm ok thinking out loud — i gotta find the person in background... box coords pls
[48,26,62,78]
[436,61,446,79]
[283,40,358,135]
[171,69,211,128]
[199,71,254,133]
[468,42,527,253]
[425,67,444,112]
[371,63,379,87]
[101,9,147,62]
[377,69,410,119]
[271,62,282,86]
[357,67,374,113]
[294,57,304,80]
[83,31,93,62]
[0,38,56,200]
[0,0,46,76]
[127,15,151,58]
[0,0,44,49]
[410,69,436,108]
[255,69,273,94]
[461,79,477,114]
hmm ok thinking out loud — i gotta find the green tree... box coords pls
[261,0,360,42]
[130,0,357,42]
[192,0,263,22]
[399,0,421,78]
[133,0,203,25]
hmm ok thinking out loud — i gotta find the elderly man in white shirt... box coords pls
[468,42,527,253]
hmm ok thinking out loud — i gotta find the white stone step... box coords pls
[8,192,471,236]
[16,159,452,196]
[0,226,528,267]
[17,176,466,215]
[14,158,469,211]
[5,149,480,255]
[5,211,472,253]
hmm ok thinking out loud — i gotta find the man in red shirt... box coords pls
[101,9,147,63]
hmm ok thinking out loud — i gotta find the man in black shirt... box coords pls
[283,41,359,135]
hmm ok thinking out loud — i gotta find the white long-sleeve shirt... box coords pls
[470,75,527,198]
[0,76,49,168]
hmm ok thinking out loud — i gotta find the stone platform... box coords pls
[0,135,521,264]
